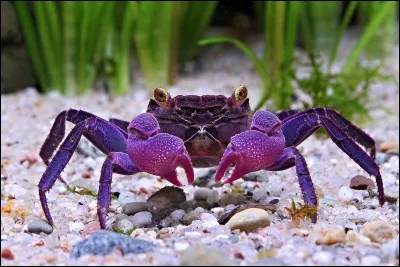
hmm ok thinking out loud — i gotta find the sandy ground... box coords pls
[1,31,399,266]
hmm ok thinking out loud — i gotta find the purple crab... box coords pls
[38,86,384,229]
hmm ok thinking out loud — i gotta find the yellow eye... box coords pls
[154,88,168,103]
[235,86,248,101]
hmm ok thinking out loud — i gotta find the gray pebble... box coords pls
[228,235,239,243]
[170,209,185,221]
[219,193,247,206]
[267,183,283,197]
[158,217,173,228]
[70,230,154,258]
[118,192,136,205]
[194,188,214,201]
[28,219,53,235]
[123,202,147,216]
[130,211,152,228]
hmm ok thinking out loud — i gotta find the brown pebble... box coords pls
[1,248,14,260]
[82,172,91,179]
[379,140,399,153]
[350,175,375,190]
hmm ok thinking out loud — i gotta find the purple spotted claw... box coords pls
[126,113,194,186]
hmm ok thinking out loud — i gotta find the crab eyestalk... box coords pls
[127,113,194,186]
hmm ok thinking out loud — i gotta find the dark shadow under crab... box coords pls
[38,86,384,229]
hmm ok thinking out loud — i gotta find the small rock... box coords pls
[116,219,134,233]
[184,231,202,239]
[379,140,399,154]
[312,251,333,265]
[194,188,213,201]
[338,186,354,203]
[123,202,147,216]
[70,230,154,258]
[1,248,14,260]
[158,217,173,229]
[174,241,190,252]
[219,193,247,206]
[345,230,378,247]
[360,220,396,243]
[350,175,375,190]
[225,208,270,233]
[28,219,53,235]
[68,221,85,232]
[170,209,185,222]
[266,183,283,197]
[207,190,220,205]
[130,211,152,228]
[180,244,237,266]
[146,186,186,220]
[210,207,225,219]
[314,224,346,245]
[182,211,201,226]
[268,198,280,205]
[118,192,136,205]
[361,255,381,266]
[193,200,211,210]
[201,213,219,228]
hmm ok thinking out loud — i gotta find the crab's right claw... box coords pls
[126,113,194,186]
[215,129,285,184]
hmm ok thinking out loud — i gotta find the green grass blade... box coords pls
[284,1,300,64]
[328,1,358,71]
[343,1,394,73]
[13,1,49,92]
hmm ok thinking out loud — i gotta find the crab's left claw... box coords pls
[126,113,194,186]
[215,112,286,184]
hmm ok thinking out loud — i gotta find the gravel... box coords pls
[1,30,398,265]
[27,220,54,235]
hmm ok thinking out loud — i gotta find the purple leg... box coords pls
[98,152,140,229]
[40,109,128,165]
[282,107,376,159]
[109,118,130,132]
[267,147,318,222]
[38,118,127,225]
[282,109,384,205]
[275,109,298,121]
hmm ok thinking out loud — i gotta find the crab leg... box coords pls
[98,152,140,229]
[38,118,127,225]
[282,110,384,205]
[109,118,130,132]
[275,109,298,120]
[40,109,128,165]
[267,147,318,222]
[282,107,376,159]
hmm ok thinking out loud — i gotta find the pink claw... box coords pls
[215,130,285,184]
[127,133,194,186]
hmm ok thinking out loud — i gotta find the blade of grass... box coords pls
[328,1,358,71]
[63,1,78,95]
[13,1,49,92]
[343,1,394,73]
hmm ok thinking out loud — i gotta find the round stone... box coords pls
[360,220,396,243]
[225,208,270,233]
[194,188,213,201]
[27,219,53,235]
[170,209,185,222]
[122,202,147,216]
[338,186,354,203]
[129,211,152,228]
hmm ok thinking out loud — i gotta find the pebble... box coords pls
[182,211,201,225]
[379,140,399,154]
[118,192,136,205]
[146,186,186,220]
[314,224,346,245]
[1,248,14,260]
[27,220,53,235]
[170,209,185,222]
[360,220,396,243]
[180,244,237,266]
[194,188,214,201]
[350,175,375,190]
[184,231,202,239]
[158,217,173,229]
[116,219,134,233]
[174,241,189,252]
[219,193,247,206]
[70,230,154,258]
[361,255,381,266]
[201,213,219,228]
[312,251,333,265]
[68,221,85,232]
[130,211,152,228]
[345,230,376,246]
[338,186,354,202]
[122,202,147,216]
[225,208,270,233]
[266,183,283,197]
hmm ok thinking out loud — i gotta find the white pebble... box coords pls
[68,221,85,232]
[174,241,189,251]
[118,192,136,205]
[117,219,134,232]
[170,209,185,221]
[201,213,219,228]
[338,186,353,202]
[361,255,381,266]
[184,232,202,239]
[312,251,333,265]
[267,183,283,197]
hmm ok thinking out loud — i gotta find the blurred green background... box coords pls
[2,1,399,120]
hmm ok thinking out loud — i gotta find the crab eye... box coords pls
[235,86,248,101]
[154,88,168,103]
